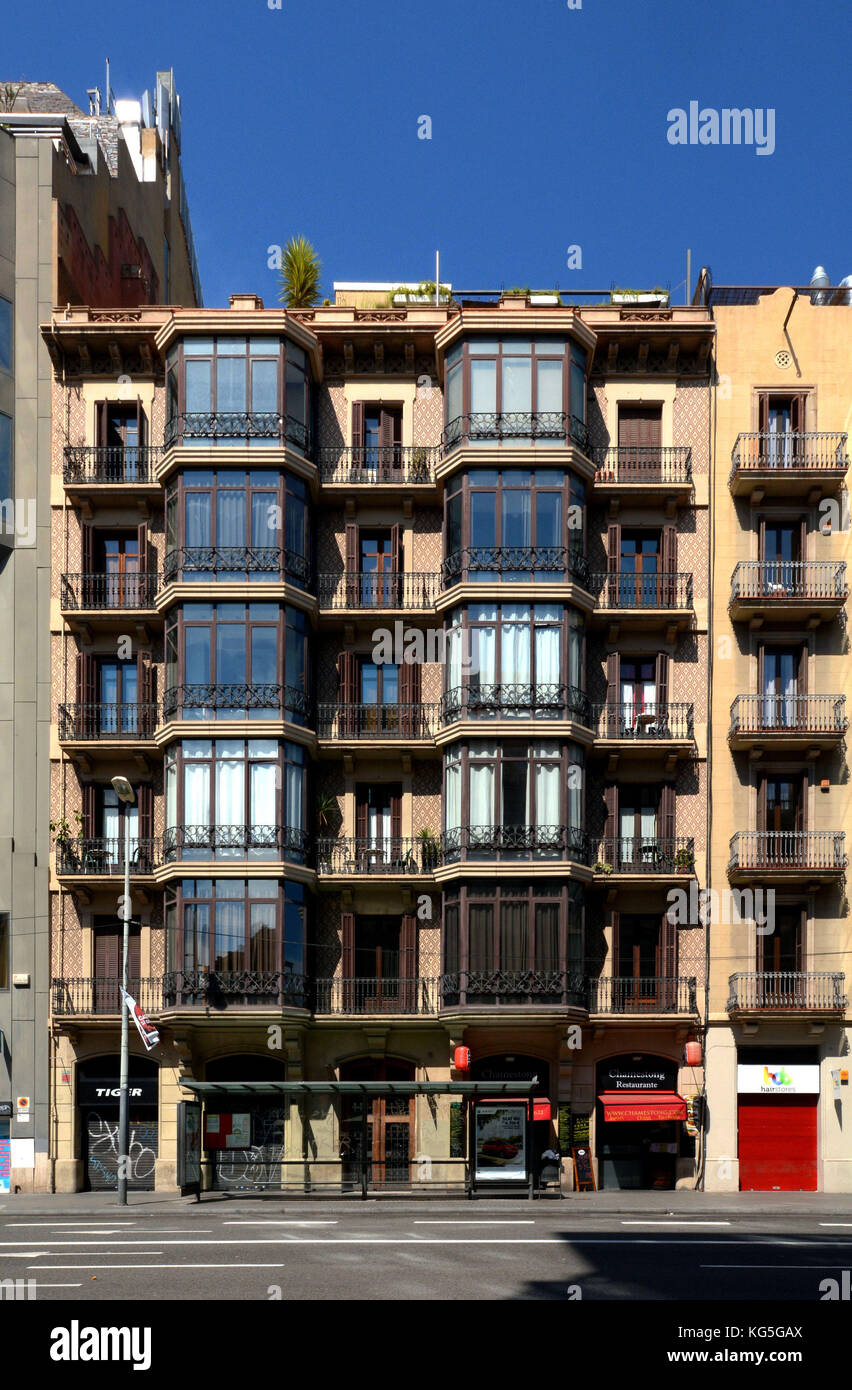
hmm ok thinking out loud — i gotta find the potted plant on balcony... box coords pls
[418,827,440,871]
[50,812,84,870]
[277,235,322,308]
[410,446,432,482]
[593,859,613,875]
[610,286,669,306]
[674,846,695,872]
[391,281,452,306]
[315,791,339,872]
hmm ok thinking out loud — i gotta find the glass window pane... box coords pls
[217,356,247,412]
[251,626,277,684]
[185,360,212,413]
[470,492,496,548]
[502,357,532,413]
[185,626,211,684]
[0,297,11,373]
[216,622,246,685]
[470,359,497,414]
[251,359,278,412]
[183,338,214,356]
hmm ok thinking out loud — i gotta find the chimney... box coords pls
[229,293,265,311]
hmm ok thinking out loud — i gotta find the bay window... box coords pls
[165,878,308,998]
[443,337,588,450]
[165,468,310,586]
[443,467,586,583]
[443,741,585,859]
[442,881,584,1003]
[164,601,310,722]
[164,737,307,861]
[444,602,586,720]
[164,336,310,452]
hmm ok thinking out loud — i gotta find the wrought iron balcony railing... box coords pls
[316,703,438,739]
[316,571,438,610]
[729,694,847,737]
[163,970,310,1009]
[728,830,846,872]
[592,702,694,740]
[594,446,693,485]
[443,411,589,453]
[316,836,440,875]
[440,970,586,1008]
[591,571,693,610]
[63,445,163,485]
[315,977,441,1015]
[588,976,698,1014]
[442,544,589,587]
[164,546,311,588]
[58,703,159,741]
[440,683,589,725]
[162,683,311,723]
[730,560,848,602]
[442,824,588,863]
[60,572,160,610]
[163,824,309,861]
[52,976,166,1016]
[731,432,849,475]
[727,971,846,1013]
[164,411,311,455]
[593,837,695,874]
[55,837,161,875]
[317,445,439,485]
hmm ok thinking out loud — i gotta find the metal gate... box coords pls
[83,1111,158,1191]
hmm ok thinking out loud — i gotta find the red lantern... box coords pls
[685,1040,702,1067]
[453,1046,471,1072]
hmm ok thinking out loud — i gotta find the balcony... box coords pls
[590,571,693,632]
[164,411,311,456]
[729,561,847,623]
[314,977,441,1016]
[728,830,846,883]
[442,824,588,866]
[316,703,438,744]
[441,970,586,1009]
[163,824,310,865]
[55,837,161,878]
[593,447,693,506]
[60,572,160,615]
[730,432,848,498]
[590,702,694,765]
[727,971,846,1015]
[729,694,847,753]
[317,445,439,487]
[443,411,589,456]
[163,546,311,590]
[593,837,696,880]
[162,683,311,726]
[58,703,159,747]
[316,837,438,878]
[588,976,698,1016]
[63,445,163,494]
[316,571,438,613]
[440,683,590,728]
[51,971,310,1016]
[442,544,589,592]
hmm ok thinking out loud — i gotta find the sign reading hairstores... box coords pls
[737,1065,820,1095]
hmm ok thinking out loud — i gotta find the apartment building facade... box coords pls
[703,277,851,1192]
[0,70,199,1193]
[44,285,717,1193]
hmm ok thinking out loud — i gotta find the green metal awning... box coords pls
[179,1080,537,1097]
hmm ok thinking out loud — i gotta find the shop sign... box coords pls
[737,1064,820,1096]
[599,1057,677,1093]
[474,1103,527,1182]
[78,1078,159,1106]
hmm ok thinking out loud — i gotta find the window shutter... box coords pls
[390,523,403,605]
[606,523,620,607]
[400,912,416,1008]
[345,522,359,606]
[82,523,94,575]
[660,782,676,845]
[399,660,420,736]
[76,650,97,708]
[338,649,357,735]
[341,911,355,1010]
[351,402,365,454]
[378,409,394,479]
[797,772,807,832]
[605,652,619,735]
[797,642,808,697]
[137,651,153,735]
[137,520,148,574]
[610,908,620,977]
[136,396,146,449]
[603,784,617,849]
[82,783,97,838]
[791,394,804,437]
[95,401,108,447]
[796,908,805,972]
[757,643,765,697]
[661,524,677,607]
[390,787,402,844]
[757,394,768,434]
[799,516,807,564]
[656,651,669,714]
[757,777,766,833]
[660,909,676,997]
[138,784,153,842]
[355,795,368,842]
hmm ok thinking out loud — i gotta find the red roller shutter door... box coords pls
[738,1094,817,1191]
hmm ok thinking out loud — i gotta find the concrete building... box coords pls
[44,284,718,1193]
[701,274,852,1192]
[0,70,199,1193]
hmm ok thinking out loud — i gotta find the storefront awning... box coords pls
[599,1091,687,1123]
[179,1080,538,1097]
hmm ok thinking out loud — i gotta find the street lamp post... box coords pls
[111,775,135,1206]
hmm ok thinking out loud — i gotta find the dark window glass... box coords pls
[0,297,11,372]
[0,412,10,498]
[0,912,7,988]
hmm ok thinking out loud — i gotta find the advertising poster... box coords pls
[474,1103,527,1181]
[225,1113,252,1148]
[0,1120,9,1194]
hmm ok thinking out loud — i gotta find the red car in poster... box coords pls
[481,1138,519,1160]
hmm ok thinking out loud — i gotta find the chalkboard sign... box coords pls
[572,1113,590,1146]
[558,1105,572,1152]
[571,1144,596,1192]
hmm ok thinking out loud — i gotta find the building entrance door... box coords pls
[339,1059,414,1187]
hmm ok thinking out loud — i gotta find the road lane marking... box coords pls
[31,1263,287,1270]
[4,1222,140,1227]
[702,1263,852,1269]
[413,1220,536,1225]
[621,1220,732,1227]
[223,1220,337,1227]
[820,1223,852,1228]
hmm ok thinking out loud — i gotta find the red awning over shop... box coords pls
[599,1092,687,1123]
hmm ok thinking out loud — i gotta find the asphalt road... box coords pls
[1,1203,851,1301]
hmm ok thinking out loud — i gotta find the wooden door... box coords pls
[93,922,141,1013]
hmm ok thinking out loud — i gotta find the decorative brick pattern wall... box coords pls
[317,383,347,449]
[673,381,709,474]
[412,384,443,446]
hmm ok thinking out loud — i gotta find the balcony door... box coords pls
[759,519,804,594]
[617,405,662,479]
[355,783,402,867]
[758,775,805,864]
[760,645,806,729]
[619,791,658,869]
[98,659,138,736]
[607,524,676,607]
[97,533,142,608]
[93,917,141,1014]
[360,661,399,734]
[353,403,402,479]
[758,393,805,468]
[345,523,401,607]
[614,913,674,1009]
[757,906,804,980]
[96,400,146,481]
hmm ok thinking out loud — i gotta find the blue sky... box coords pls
[4,0,850,307]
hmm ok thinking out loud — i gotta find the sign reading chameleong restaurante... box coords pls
[599,1057,677,1093]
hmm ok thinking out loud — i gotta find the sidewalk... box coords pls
[3,1187,852,1216]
